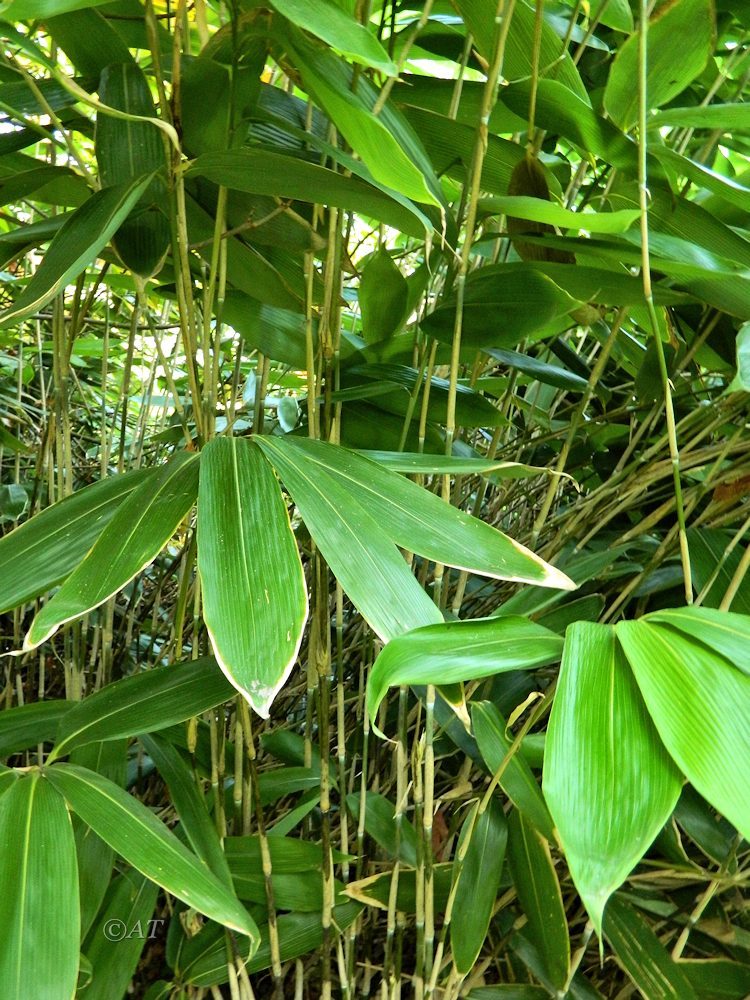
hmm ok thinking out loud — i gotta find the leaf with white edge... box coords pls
[24,453,198,651]
[198,438,308,718]
[543,622,682,934]
[255,436,442,643]
[645,606,750,675]
[261,437,575,592]
[46,763,260,943]
[0,173,154,326]
[367,616,563,736]
[616,618,750,841]
[49,657,234,761]
[0,772,79,1000]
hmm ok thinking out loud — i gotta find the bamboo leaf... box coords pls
[0,700,73,757]
[260,437,575,592]
[645,606,750,674]
[197,438,308,718]
[543,622,682,934]
[472,701,554,842]
[451,799,508,975]
[358,249,409,344]
[24,453,198,650]
[604,0,716,131]
[0,173,155,326]
[255,436,442,642]
[482,196,639,234]
[50,657,234,761]
[270,0,396,74]
[0,772,79,1000]
[507,809,570,990]
[603,895,697,999]
[367,617,563,734]
[46,763,260,943]
[616,618,750,841]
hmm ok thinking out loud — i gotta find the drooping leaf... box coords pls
[543,622,682,934]
[49,657,234,761]
[0,173,155,326]
[367,616,563,733]
[0,772,79,1000]
[197,438,308,717]
[46,763,260,943]
[358,249,409,344]
[604,0,715,131]
[451,799,508,975]
[616,618,750,841]
[507,809,570,990]
[260,437,575,593]
[254,436,442,642]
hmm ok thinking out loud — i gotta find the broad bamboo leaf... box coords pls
[271,0,396,74]
[261,437,574,593]
[543,623,682,934]
[358,249,408,344]
[603,895,697,999]
[282,29,441,206]
[171,916,255,987]
[188,149,428,238]
[96,62,169,277]
[0,0,113,14]
[0,772,79,1000]
[507,809,570,990]
[651,103,750,130]
[46,763,260,943]
[83,872,159,1000]
[645,606,750,674]
[0,700,73,757]
[50,657,234,761]
[46,9,133,76]
[604,0,715,131]
[359,451,556,480]
[0,173,154,326]
[255,437,442,642]
[346,792,418,866]
[367,617,563,734]
[246,902,361,974]
[482,196,639,234]
[686,527,750,615]
[0,466,153,616]
[616,618,750,841]
[24,453,198,650]
[197,438,308,718]
[472,701,554,842]
[451,799,508,975]
[423,268,579,348]
[485,348,588,392]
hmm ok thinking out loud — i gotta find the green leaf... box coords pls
[604,0,716,131]
[46,763,260,943]
[367,616,563,734]
[49,657,234,761]
[0,467,153,616]
[0,173,155,326]
[247,902,361,974]
[188,149,428,237]
[686,527,750,615]
[197,438,308,718]
[650,103,750,130]
[485,348,589,392]
[616,618,750,841]
[736,321,750,391]
[481,196,639,234]
[359,451,557,481]
[0,772,79,1000]
[261,437,575,592]
[451,799,508,975]
[603,895,697,999]
[645,606,750,675]
[543,622,682,934]
[0,700,73,757]
[423,268,579,348]
[506,809,570,990]
[255,436,442,642]
[271,0,396,74]
[358,249,409,344]
[24,453,198,650]
[472,701,554,842]
[45,9,133,77]
[0,0,114,14]
[346,791,418,866]
[96,62,169,277]
[82,872,159,1000]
